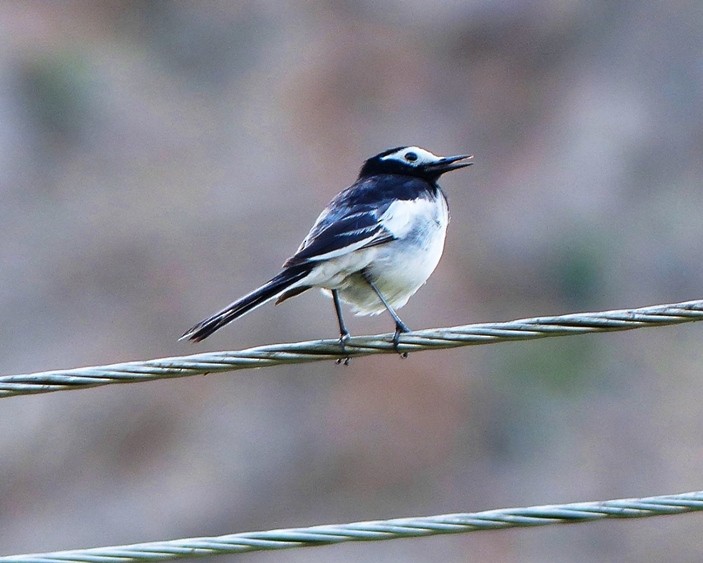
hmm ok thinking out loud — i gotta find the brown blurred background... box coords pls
[1,1,703,561]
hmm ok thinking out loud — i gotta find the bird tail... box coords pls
[181,266,311,342]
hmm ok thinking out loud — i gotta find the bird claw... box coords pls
[336,332,351,365]
[393,323,411,358]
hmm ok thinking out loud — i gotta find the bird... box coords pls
[181,146,473,352]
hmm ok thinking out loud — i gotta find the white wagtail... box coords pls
[182,146,472,351]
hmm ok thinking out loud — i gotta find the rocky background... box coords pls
[1,2,703,561]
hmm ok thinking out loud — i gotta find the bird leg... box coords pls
[332,289,351,365]
[361,271,411,357]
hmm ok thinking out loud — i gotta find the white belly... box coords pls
[311,195,449,315]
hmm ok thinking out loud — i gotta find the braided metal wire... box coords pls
[1,299,702,398]
[4,490,702,561]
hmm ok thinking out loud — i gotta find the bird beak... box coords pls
[427,154,474,173]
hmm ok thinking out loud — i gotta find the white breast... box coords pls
[335,195,449,315]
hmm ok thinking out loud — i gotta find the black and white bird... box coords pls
[182,146,472,349]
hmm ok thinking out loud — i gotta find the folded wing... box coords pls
[284,203,395,267]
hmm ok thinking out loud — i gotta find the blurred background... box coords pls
[1,1,703,561]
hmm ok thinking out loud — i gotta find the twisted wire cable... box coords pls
[1,299,702,398]
[4,490,703,561]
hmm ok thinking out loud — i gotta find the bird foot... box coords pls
[336,332,351,365]
[393,323,411,358]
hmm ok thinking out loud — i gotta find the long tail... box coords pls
[181,266,311,342]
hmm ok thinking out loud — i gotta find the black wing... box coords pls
[284,175,434,267]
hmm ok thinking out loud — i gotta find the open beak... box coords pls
[427,154,474,174]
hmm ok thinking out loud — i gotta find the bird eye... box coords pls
[405,152,418,162]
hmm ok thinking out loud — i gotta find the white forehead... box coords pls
[380,146,443,166]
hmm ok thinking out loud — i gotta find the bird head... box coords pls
[359,146,473,180]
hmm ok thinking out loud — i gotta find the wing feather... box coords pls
[283,175,434,267]
[284,205,394,266]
